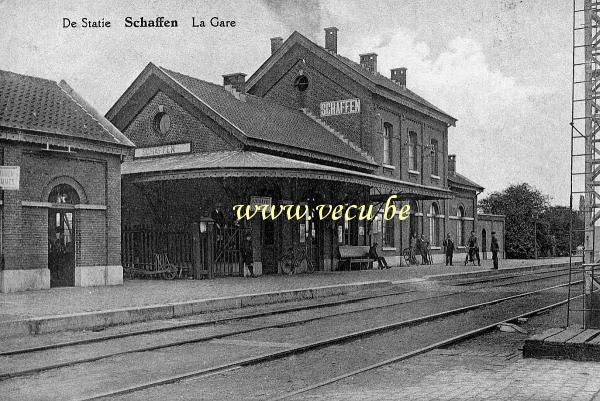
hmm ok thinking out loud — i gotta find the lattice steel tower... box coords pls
[568,0,600,328]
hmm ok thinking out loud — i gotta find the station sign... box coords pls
[134,143,191,158]
[0,166,19,190]
[320,98,361,117]
[250,196,272,208]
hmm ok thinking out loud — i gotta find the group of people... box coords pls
[242,229,500,276]
[442,230,500,270]
[409,234,433,266]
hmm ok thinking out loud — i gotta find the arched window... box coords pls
[429,202,440,246]
[457,205,465,246]
[383,123,393,165]
[408,131,418,171]
[48,184,80,205]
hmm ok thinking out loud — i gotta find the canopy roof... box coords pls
[123,150,453,200]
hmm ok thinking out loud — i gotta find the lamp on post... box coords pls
[197,216,214,279]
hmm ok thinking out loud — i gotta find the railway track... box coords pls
[0,272,579,401]
[1,267,574,359]
[268,298,578,401]
[80,279,577,401]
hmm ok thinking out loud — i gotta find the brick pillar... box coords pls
[2,143,23,271]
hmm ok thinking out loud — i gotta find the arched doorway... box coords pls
[481,229,487,260]
[48,184,79,287]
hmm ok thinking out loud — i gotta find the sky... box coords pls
[0,0,573,205]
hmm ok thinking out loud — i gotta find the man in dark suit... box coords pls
[443,233,455,266]
[242,233,255,277]
[465,231,481,266]
[491,231,500,270]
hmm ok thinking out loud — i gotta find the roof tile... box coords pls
[0,69,132,147]
[160,67,372,166]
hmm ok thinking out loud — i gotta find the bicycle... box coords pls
[402,247,418,266]
[279,245,315,274]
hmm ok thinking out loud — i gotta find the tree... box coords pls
[542,206,584,257]
[479,183,550,259]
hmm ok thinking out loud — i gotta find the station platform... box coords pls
[0,257,570,338]
[524,327,600,361]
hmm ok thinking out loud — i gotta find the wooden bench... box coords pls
[338,245,375,270]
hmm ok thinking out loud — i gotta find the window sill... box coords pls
[408,170,420,175]
[382,247,397,251]
[430,175,440,180]
[382,164,396,170]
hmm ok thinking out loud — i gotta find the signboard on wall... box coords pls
[134,143,191,158]
[250,196,272,208]
[319,98,361,117]
[0,166,19,190]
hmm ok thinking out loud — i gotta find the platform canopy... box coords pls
[123,150,453,201]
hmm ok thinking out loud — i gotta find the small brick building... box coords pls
[0,70,133,292]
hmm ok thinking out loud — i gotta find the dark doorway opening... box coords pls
[47,183,80,287]
[48,209,76,287]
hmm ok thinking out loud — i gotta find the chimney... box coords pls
[324,27,338,53]
[359,53,377,73]
[270,37,283,54]
[223,73,247,94]
[391,67,407,88]
[448,154,456,175]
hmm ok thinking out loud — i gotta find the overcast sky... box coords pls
[0,0,573,205]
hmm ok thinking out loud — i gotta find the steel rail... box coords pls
[454,267,573,286]
[0,288,418,357]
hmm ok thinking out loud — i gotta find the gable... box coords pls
[108,63,376,171]
[247,32,456,127]
[253,44,372,152]
[123,90,233,153]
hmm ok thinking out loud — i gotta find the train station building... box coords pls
[0,70,133,292]
[108,28,505,277]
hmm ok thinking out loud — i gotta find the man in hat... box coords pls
[242,233,255,277]
[491,231,500,270]
[369,242,390,269]
[465,231,481,266]
[443,233,455,266]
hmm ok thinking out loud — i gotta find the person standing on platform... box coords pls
[416,235,423,265]
[466,231,481,266]
[443,233,455,266]
[242,233,255,277]
[410,233,418,265]
[420,234,429,265]
[491,231,500,270]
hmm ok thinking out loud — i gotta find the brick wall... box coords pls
[1,139,123,272]
[21,206,47,270]
[21,151,106,203]
[249,45,374,153]
[77,209,107,266]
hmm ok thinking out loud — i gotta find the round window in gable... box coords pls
[294,75,309,92]
[153,112,171,135]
